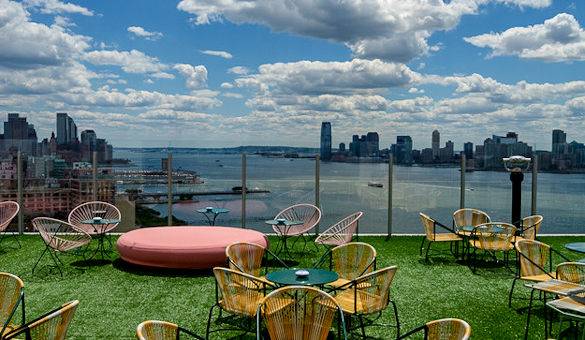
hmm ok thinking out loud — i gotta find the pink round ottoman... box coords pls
[116,226,268,269]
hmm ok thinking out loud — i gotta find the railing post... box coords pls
[17,151,23,235]
[387,154,393,239]
[315,154,320,236]
[241,153,247,228]
[92,151,98,201]
[460,152,466,209]
[531,156,538,215]
[167,153,173,226]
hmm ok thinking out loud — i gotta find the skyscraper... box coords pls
[320,122,332,160]
[464,142,474,159]
[552,129,567,155]
[1,113,38,155]
[394,135,413,164]
[56,113,77,145]
[432,130,440,159]
[366,132,379,156]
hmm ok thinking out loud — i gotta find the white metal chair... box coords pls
[315,212,363,246]
[0,201,20,249]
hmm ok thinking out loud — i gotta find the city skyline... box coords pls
[0,1,584,148]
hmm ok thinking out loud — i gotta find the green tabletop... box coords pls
[266,268,338,286]
[565,242,585,254]
[265,219,304,226]
[81,218,121,225]
[196,207,230,214]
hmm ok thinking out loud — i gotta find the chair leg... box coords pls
[508,277,518,308]
[425,242,432,262]
[524,288,536,340]
[358,315,366,338]
[419,237,425,256]
[32,245,50,274]
[205,304,217,340]
[48,250,63,277]
[390,299,400,339]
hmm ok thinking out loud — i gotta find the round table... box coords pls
[81,218,121,259]
[266,268,338,287]
[565,242,585,263]
[196,207,230,226]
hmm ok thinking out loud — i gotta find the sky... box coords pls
[0,0,584,150]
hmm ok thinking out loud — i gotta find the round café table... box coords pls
[565,242,585,263]
[81,218,121,259]
[266,268,338,287]
[196,207,230,226]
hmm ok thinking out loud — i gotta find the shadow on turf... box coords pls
[112,258,213,278]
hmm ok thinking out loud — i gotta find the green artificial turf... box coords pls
[0,234,583,339]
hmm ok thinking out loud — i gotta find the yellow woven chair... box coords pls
[0,202,20,249]
[256,286,347,340]
[546,262,585,339]
[136,320,203,339]
[557,262,585,284]
[332,266,399,338]
[398,318,471,340]
[0,273,25,337]
[419,213,462,262]
[207,267,275,339]
[452,208,490,234]
[225,242,288,284]
[3,300,78,340]
[508,239,570,308]
[469,222,516,273]
[515,215,543,242]
[314,242,376,289]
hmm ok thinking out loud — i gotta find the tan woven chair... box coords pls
[315,242,376,289]
[137,320,203,339]
[225,242,287,284]
[399,318,471,340]
[453,208,490,234]
[256,286,346,340]
[557,262,585,284]
[0,273,25,337]
[207,267,274,338]
[0,201,20,249]
[332,266,399,338]
[516,215,543,242]
[509,240,570,308]
[419,213,462,261]
[272,204,321,255]
[546,263,585,339]
[32,217,91,277]
[3,300,78,340]
[315,212,363,246]
[469,222,516,273]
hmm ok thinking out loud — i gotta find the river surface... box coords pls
[114,149,585,234]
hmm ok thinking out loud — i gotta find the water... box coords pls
[115,149,585,234]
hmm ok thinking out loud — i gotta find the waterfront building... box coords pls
[339,143,346,152]
[320,122,332,160]
[439,140,454,163]
[552,129,567,155]
[393,135,413,165]
[420,148,434,164]
[56,113,77,145]
[464,142,473,159]
[366,132,379,157]
[432,130,440,159]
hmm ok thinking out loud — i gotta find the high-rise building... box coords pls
[56,113,77,145]
[1,113,38,155]
[366,132,379,156]
[432,130,440,159]
[464,142,474,159]
[393,135,413,164]
[81,130,97,150]
[552,129,567,155]
[320,122,332,161]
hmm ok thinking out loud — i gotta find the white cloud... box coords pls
[178,0,551,62]
[200,50,233,59]
[227,66,249,75]
[464,13,585,62]
[222,92,243,99]
[83,49,173,78]
[0,0,91,68]
[24,0,94,16]
[127,26,163,41]
[173,63,208,89]
[220,82,234,89]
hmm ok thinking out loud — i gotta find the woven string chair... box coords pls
[225,242,287,285]
[207,267,274,339]
[256,286,347,340]
[469,222,516,273]
[398,318,471,340]
[0,201,20,249]
[3,300,78,340]
[516,215,543,241]
[453,208,490,233]
[557,262,585,285]
[272,204,321,255]
[31,217,91,277]
[546,262,585,339]
[314,242,376,289]
[0,273,25,337]
[509,239,569,308]
[68,201,121,235]
[315,212,363,246]
[137,320,204,340]
[332,266,399,338]
[419,213,462,261]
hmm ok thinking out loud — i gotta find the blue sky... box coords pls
[0,0,584,150]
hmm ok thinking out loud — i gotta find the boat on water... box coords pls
[368,181,383,188]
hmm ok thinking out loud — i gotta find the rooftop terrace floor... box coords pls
[1,235,584,339]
